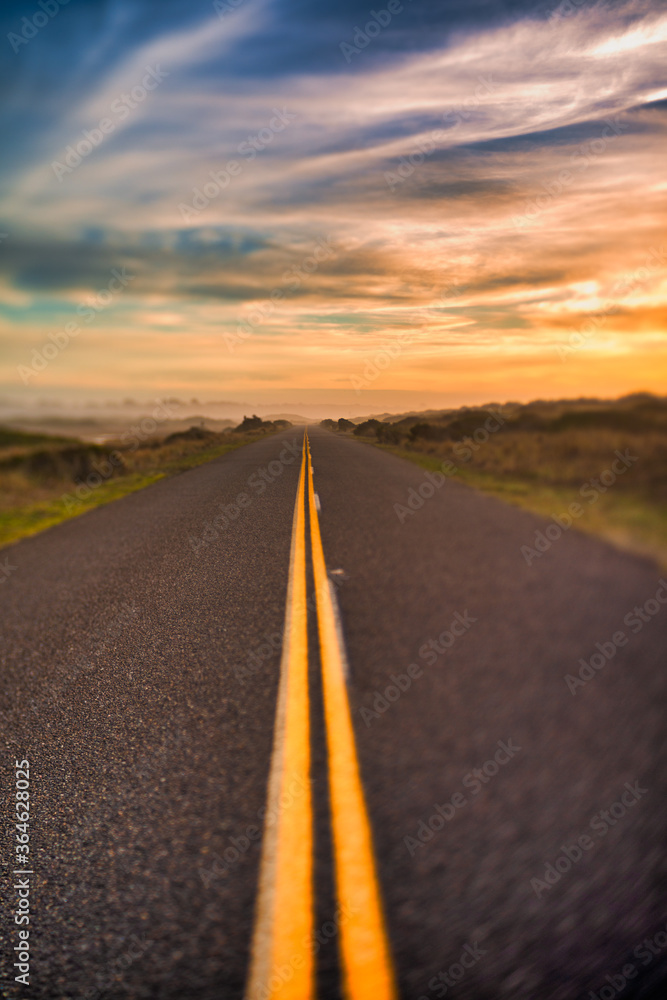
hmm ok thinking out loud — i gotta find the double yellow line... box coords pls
[245,431,397,1000]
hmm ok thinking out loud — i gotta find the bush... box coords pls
[0,444,126,485]
[235,414,264,432]
[353,419,382,437]
[233,416,292,433]
[165,426,217,444]
[376,423,403,444]
[408,422,451,443]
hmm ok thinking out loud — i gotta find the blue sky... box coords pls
[1,0,666,409]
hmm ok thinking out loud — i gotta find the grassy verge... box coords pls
[371,442,667,569]
[0,434,262,550]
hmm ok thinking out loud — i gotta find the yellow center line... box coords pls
[305,432,398,1000]
[245,436,314,1000]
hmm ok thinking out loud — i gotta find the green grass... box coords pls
[372,442,667,569]
[0,436,261,550]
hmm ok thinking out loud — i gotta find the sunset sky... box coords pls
[0,0,665,414]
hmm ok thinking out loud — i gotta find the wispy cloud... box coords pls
[0,0,665,404]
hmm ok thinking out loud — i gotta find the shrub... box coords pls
[353,419,382,437]
[337,418,355,432]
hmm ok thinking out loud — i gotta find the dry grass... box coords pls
[347,394,667,567]
[406,427,666,496]
[0,427,270,548]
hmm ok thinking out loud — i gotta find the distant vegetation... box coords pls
[0,419,287,548]
[321,394,667,565]
[234,414,292,433]
[0,428,75,448]
[321,417,354,433]
[353,418,382,437]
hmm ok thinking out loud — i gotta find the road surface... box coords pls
[1,427,666,1000]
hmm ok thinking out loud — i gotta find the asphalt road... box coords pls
[1,426,666,1000]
